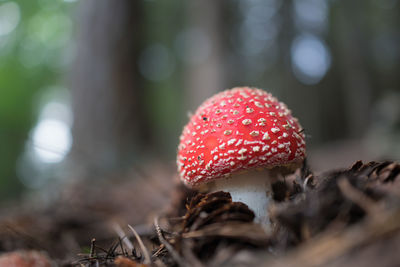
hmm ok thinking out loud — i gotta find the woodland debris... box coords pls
[0,250,52,267]
[152,191,270,266]
[1,161,400,267]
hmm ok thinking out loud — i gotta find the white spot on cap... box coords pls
[284,121,293,129]
[254,102,263,108]
[262,132,270,140]
[227,119,234,124]
[238,155,247,160]
[258,118,267,126]
[235,139,243,146]
[240,92,250,98]
[244,140,262,145]
[250,131,259,137]
[246,107,254,113]
[242,119,252,125]
[271,127,280,133]
[224,130,232,135]
[227,139,236,145]
[238,148,247,154]
[252,146,260,152]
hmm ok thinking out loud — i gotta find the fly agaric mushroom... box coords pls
[177,87,306,226]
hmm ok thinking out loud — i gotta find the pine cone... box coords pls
[272,161,400,248]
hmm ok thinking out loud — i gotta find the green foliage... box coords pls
[0,0,75,199]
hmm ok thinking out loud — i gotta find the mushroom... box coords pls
[177,87,306,227]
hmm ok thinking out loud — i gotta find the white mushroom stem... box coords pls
[208,169,274,227]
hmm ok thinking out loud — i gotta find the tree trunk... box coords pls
[68,0,148,178]
[184,0,226,111]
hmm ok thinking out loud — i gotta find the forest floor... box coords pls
[1,160,400,266]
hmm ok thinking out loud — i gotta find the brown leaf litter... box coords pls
[1,160,400,266]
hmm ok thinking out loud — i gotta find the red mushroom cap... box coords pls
[177,87,306,187]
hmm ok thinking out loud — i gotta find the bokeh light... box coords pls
[31,118,72,163]
[16,87,73,189]
[291,33,331,85]
[0,2,20,36]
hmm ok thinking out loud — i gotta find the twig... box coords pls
[154,216,187,266]
[90,238,96,258]
[118,237,128,257]
[107,240,120,257]
[152,244,165,258]
[93,245,110,255]
[128,224,151,265]
[112,222,134,252]
[303,175,312,191]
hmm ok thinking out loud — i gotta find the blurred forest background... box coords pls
[0,0,399,201]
